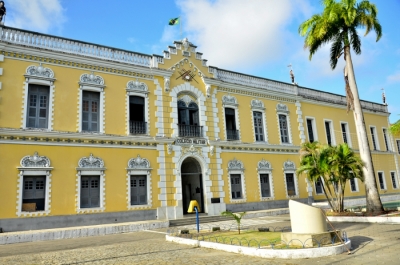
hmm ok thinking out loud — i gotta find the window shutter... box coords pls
[253,112,264,141]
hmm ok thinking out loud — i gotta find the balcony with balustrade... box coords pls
[178,124,203,138]
[129,121,147,135]
[226,129,240,141]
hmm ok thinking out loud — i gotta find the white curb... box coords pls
[327,216,400,223]
[166,235,351,259]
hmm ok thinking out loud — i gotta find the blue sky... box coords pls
[6,0,400,122]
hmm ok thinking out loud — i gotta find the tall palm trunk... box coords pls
[344,46,384,213]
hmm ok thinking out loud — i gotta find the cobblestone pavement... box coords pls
[0,216,399,265]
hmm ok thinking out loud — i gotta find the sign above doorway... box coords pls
[175,138,207,146]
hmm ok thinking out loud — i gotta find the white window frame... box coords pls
[377,171,387,190]
[76,154,106,213]
[251,99,268,143]
[227,158,247,203]
[370,126,380,151]
[22,63,55,131]
[396,139,400,154]
[283,161,299,198]
[382,127,390,151]
[256,159,274,200]
[125,79,150,136]
[16,152,53,217]
[349,178,359,192]
[305,116,318,143]
[323,119,335,146]
[222,94,241,141]
[390,171,399,190]
[126,155,153,210]
[276,104,292,145]
[78,72,106,133]
[340,121,352,147]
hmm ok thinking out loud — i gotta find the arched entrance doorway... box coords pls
[181,157,204,214]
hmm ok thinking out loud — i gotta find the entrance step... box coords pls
[169,215,232,227]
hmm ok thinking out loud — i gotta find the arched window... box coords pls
[178,99,202,137]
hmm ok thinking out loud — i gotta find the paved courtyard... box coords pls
[0,215,399,265]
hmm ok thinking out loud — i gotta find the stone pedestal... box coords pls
[281,230,342,247]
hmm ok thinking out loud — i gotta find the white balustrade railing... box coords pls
[210,67,296,95]
[0,26,152,67]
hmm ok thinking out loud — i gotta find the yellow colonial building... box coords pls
[0,25,399,231]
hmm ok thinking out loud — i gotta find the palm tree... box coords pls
[221,211,246,234]
[329,143,365,212]
[299,0,384,212]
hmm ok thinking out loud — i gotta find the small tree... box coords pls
[221,211,246,234]
[390,118,400,136]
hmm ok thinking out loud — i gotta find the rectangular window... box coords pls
[315,178,323,194]
[80,176,100,208]
[230,174,242,199]
[26,85,49,128]
[350,178,357,192]
[391,172,398,189]
[279,114,289,143]
[397,140,400,154]
[130,175,147,205]
[370,127,378,150]
[325,121,332,145]
[285,173,296,196]
[82,91,100,132]
[22,176,46,211]
[260,174,271,197]
[253,111,264,142]
[383,129,389,151]
[341,123,348,144]
[225,108,239,140]
[377,172,386,190]
[129,96,146,134]
[306,119,315,143]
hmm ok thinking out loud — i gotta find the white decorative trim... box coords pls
[222,103,241,141]
[78,72,106,133]
[390,171,399,190]
[295,101,306,144]
[22,63,56,131]
[282,160,299,199]
[75,154,106,213]
[305,116,318,142]
[340,121,352,147]
[169,58,205,80]
[164,77,170,92]
[16,152,53,217]
[154,79,165,137]
[377,171,387,190]
[126,79,149,96]
[349,178,359,192]
[170,83,207,138]
[256,159,275,200]
[382,127,391,151]
[324,119,336,146]
[211,89,220,140]
[222,94,238,107]
[250,99,269,143]
[157,144,168,209]
[227,158,247,203]
[126,155,153,210]
[276,111,293,145]
[276,103,289,114]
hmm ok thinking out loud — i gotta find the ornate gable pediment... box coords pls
[276,103,289,113]
[20,152,51,168]
[24,63,55,83]
[257,159,272,172]
[126,79,149,96]
[222,94,238,107]
[228,158,244,172]
[251,99,265,110]
[283,160,296,170]
[78,154,105,169]
[127,155,151,170]
[79,72,105,90]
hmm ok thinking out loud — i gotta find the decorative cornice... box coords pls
[217,87,296,104]
[126,78,149,96]
[25,63,54,79]
[78,153,105,169]
[257,158,272,172]
[251,99,265,110]
[227,158,244,172]
[127,155,151,170]
[276,103,289,113]
[79,72,105,89]
[20,152,51,168]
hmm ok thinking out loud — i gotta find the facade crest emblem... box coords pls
[20,152,51,168]
[283,160,296,170]
[228,158,244,171]
[26,63,54,78]
[182,145,202,156]
[80,72,104,85]
[257,158,271,171]
[222,94,238,106]
[78,153,104,168]
[127,155,151,169]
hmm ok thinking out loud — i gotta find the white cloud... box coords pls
[128,37,136,44]
[387,71,400,83]
[6,0,65,33]
[171,0,310,70]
